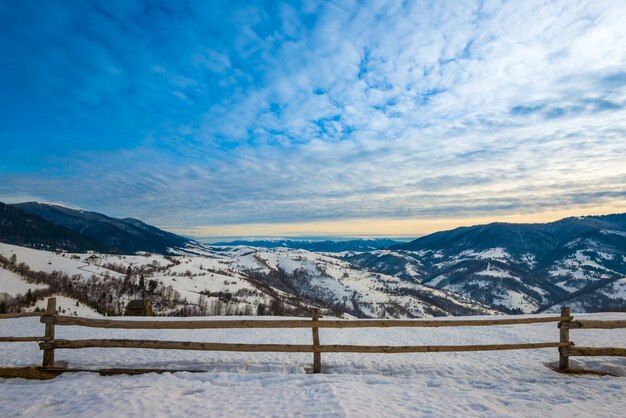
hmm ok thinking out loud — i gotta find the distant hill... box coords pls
[343,214,626,314]
[390,215,626,261]
[2,201,193,254]
[211,238,401,252]
[0,202,110,252]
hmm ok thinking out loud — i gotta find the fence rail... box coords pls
[40,339,572,353]
[1,298,625,374]
[42,314,572,329]
[0,311,44,319]
[0,336,49,342]
[560,319,626,330]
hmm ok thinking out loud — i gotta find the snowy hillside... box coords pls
[0,243,493,318]
[343,216,626,314]
[0,313,625,417]
[345,248,564,313]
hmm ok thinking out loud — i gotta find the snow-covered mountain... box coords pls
[2,202,624,316]
[343,215,626,314]
[0,242,495,318]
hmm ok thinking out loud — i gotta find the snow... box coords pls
[433,247,513,270]
[491,290,536,313]
[0,243,494,318]
[0,313,625,417]
[428,274,447,287]
[567,250,613,272]
[0,267,48,296]
[26,295,102,317]
[600,229,626,237]
[521,253,537,268]
[460,248,511,261]
[475,264,520,281]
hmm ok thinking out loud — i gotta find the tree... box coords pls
[9,253,17,265]
[197,295,208,316]
[148,279,158,294]
[256,302,266,316]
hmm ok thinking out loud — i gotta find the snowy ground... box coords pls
[1,313,625,417]
[26,294,102,317]
[0,268,48,297]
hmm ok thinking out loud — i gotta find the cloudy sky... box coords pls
[1,0,626,239]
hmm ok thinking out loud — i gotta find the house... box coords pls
[124,299,153,316]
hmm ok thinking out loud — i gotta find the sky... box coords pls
[1,0,626,239]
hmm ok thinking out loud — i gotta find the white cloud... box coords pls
[2,0,626,233]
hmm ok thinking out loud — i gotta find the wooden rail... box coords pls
[0,311,44,319]
[560,320,626,330]
[0,301,50,346]
[2,299,625,374]
[41,339,572,353]
[562,347,626,357]
[42,315,571,329]
[0,336,49,342]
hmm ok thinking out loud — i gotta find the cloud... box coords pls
[1,0,626,234]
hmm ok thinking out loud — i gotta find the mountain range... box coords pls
[343,215,626,313]
[211,238,401,252]
[1,201,625,315]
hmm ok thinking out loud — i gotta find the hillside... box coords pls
[0,242,494,318]
[2,204,625,315]
[0,202,111,253]
[344,215,626,313]
[5,202,193,254]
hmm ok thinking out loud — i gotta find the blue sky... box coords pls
[1,0,626,238]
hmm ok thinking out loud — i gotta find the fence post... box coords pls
[42,297,56,368]
[312,309,321,373]
[558,306,571,371]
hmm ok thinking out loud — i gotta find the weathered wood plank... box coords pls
[561,320,626,330]
[41,339,571,353]
[46,315,571,329]
[0,312,44,319]
[559,307,571,370]
[311,309,321,373]
[0,336,47,342]
[42,298,56,368]
[563,347,626,357]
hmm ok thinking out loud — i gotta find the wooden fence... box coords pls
[1,300,625,373]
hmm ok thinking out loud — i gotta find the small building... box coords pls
[124,299,153,316]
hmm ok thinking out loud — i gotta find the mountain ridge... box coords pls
[344,213,626,313]
[3,201,193,254]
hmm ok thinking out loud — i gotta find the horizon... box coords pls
[3,199,625,242]
[1,1,626,237]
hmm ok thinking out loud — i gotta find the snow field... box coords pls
[0,313,625,417]
[26,294,102,317]
[0,268,48,297]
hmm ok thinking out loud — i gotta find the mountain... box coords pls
[3,202,624,315]
[211,238,401,252]
[0,242,495,318]
[0,202,111,252]
[342,214,626,313]
[4,202,193,254]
